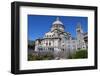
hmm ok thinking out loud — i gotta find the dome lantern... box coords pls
[51,17,65,32]
[52,17,63,25]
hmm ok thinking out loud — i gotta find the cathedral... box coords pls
[34,17,88,58]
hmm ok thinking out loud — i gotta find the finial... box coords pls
[56,17,60,21]
[77,22,81,28]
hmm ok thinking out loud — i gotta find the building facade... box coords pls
[34,17,87,58]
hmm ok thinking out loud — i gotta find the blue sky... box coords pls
[28,15,88,41]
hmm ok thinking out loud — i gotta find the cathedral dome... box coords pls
[51,17,65,32]
[52,17,63,25]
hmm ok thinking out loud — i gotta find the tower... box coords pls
[76,23,84,49]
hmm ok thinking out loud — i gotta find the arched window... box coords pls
[49,42,51,46]
[46,42,48,46]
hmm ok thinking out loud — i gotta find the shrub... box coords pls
[67,49,88,59]
[28,53,54,61]
[72,49,88,59]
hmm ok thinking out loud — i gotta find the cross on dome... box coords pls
[77,22,82,28]
[51,17,65,32]
[52,17,63,25]
[56,17,60,21]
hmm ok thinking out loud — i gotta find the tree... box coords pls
[28,40,35,50]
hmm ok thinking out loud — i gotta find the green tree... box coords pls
[28,40,35,50]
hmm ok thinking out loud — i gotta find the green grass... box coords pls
[68,49,88,59]
[28,49,88,60]
[28,53,54,61]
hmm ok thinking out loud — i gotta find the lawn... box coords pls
[28,53,54,61]
[68,49,88,59]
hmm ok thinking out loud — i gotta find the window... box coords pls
[49,42,51,46]
[53,34,55,37]
[52,48,54,51]
[50,48,52,50]
[46,43,48,46]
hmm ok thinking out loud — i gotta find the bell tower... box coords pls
[76,23,84,49]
